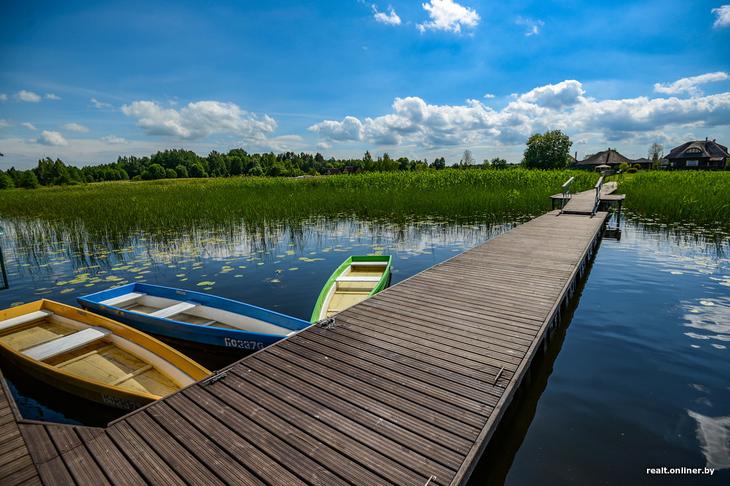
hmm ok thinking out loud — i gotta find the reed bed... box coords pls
[0,169,596,236]
[616,171,730,229]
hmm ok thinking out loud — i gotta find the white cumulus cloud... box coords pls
[36,130,68,146]
[712,5,730,28]
[418,0,480,33]
[309,78,730,149]
[373,5,401,25]
[515,16,544,36]
[63,122,90,133]
[0,94,7,101]
[16,90,42,102]
[21,122,37,131]
[121,100,277,142]
[654,71,729,96]
[45,93,61,100]
[90,97,112,109]
[100,135,127,144]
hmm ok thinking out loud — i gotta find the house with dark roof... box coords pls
[574,148,637,170]
[666,139,728,170]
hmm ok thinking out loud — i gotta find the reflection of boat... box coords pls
[79,283,310,352]
[311,255,392,322]
[0,300,210,410]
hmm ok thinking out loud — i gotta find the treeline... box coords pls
[0,148,513,189]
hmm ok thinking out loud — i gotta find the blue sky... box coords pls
[1,0,729,168]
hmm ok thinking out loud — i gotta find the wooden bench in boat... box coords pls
[335,276,381,283]
[23,327,111,361]
[0,310,51,332]
[99,292,145,307]
[350,261,387,267]
[149,302,197,319]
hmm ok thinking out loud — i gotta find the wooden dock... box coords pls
[0,195,611,485]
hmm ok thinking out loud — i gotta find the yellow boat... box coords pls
[0,300,210,410]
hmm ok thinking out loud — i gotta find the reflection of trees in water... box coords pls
[688,410,730,471]
[1,216,511,278]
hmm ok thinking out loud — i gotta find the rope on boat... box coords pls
[318,317,336,330]
[201,369,228,386]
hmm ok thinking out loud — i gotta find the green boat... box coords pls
[310,255,392,322]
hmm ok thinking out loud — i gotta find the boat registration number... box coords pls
[223,337,264,350]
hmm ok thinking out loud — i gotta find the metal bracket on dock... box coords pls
[493,367,504,386]
[318,317,336,330]
[200,370,228,386]
[424,475,437,486]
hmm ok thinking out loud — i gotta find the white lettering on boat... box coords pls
[223,337,264,350]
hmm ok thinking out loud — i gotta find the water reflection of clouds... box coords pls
[688,410,730,471]
[683,297,730,349]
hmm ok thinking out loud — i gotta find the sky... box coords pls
[1,0,729,168]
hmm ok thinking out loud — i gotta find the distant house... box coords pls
[629,158,655,170]
[574,148,633,171]
[666,139,728,170]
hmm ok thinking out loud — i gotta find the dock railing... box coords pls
[559,176,575,213]
[592,176,604,216]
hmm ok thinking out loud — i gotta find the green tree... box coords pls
[491,157,508,169]
[0,171,14,189]
[175,165,188,178]
[142,163,166,180]
[522,130,572,169]
[18,171,40,189]
[188,163,208,178]
[431,157,446,170]
[165,168,178,179]
[649,142,663,169]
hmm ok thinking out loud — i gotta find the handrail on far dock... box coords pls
[592,176,604,216]
[559,176,575,213]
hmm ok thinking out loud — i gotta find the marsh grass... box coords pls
[615,171,730,229]
[0,169,596,236]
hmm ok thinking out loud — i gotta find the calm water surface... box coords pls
[0,214,728,484]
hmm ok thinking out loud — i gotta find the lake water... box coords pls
[0,213,728,484]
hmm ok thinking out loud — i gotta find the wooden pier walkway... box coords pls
[1,195,611,485]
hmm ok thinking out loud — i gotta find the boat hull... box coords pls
[79,283,310,352]
[311,255,392,322]
[0,300,210,411]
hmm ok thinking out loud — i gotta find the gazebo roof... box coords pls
[579,149,633,166]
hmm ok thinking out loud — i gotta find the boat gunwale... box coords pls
[0,300,209,404]
[310,255,393,322]
[78,283,310,337]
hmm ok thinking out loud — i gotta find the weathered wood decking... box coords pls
[1,203,610,485]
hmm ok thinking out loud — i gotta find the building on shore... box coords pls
[666,139,728,170]
[573,148,653,171]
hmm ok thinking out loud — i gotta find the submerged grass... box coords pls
[0,169,596,236]
[616,171,730,229]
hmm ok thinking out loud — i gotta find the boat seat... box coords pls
[0,310,52,332]
[150,302,197,319]
[23,327,111,361]
[100,292,145,307]
[350,262,387,267]
[336,276,381,282]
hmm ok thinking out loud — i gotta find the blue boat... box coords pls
[77,283,310,352]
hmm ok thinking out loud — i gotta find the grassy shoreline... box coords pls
[0,169,596,231]
[1,169,727,235]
